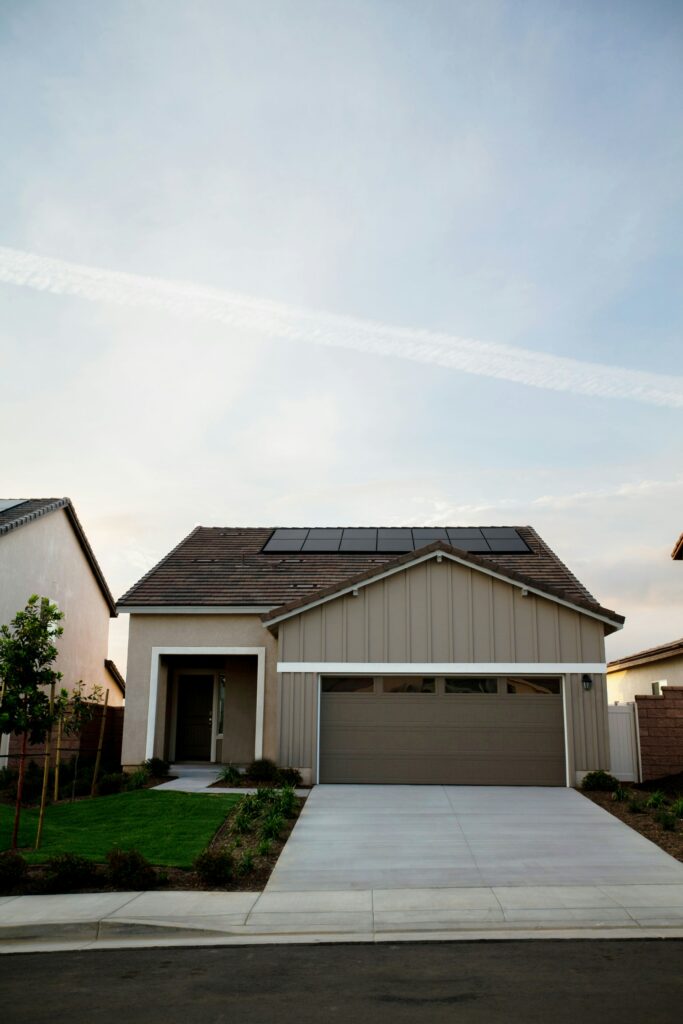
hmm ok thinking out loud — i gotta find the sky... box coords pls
[1,0,682,672]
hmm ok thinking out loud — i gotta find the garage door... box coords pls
[319,675,566,786]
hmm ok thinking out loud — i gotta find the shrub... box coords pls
[645,790,667,810]
[239,793,261,818]
[656,810,677,832]
[581,770,619,792]
[0,851,28,894]
[193,849,234,887]
[612,785,629,802]
[144,757,170,778]
[671,798,683,819]
[43,853,99,893]
[276,767,303,787]
[106,848,157,889]
[254,786,277,807]
[124,767,151,791]
[273,786,297,818]
[627,797,645,814]
[237,851,255,876]
[98,772,127,796]
[218,764,242,785]
[247,758,279,783]
[233,809,256,834]
[260,812,285,841]
[257,838,272,857]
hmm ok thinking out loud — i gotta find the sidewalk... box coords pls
[2,883,683,953]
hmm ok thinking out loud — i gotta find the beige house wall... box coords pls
[607,653,683,703]
[0,510,118,703]
[276,557,610,786]
[121,613,278,767]
[279,557,606,664]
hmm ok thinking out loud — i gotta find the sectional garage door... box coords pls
[319,675,566,786]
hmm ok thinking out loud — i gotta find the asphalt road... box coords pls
[2,940,682,1024]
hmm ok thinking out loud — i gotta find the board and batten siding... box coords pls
[276,557,610,784]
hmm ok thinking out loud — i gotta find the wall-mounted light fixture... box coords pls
[582,674,593,691]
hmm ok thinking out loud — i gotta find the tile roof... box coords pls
[118,526,623,627]
[608,637,683,671]
[0,498,117,616]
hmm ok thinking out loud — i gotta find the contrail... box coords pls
[1,245,681,407]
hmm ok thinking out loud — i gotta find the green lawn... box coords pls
[0,790,242,868]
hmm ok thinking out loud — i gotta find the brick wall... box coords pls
[635,686,683,781]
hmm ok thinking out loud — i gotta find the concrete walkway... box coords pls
[267,785,683,891]
[155,764,309,797]
[2,882,683,952]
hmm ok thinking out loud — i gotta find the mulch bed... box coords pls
[584,789,683,863]
[210,779,310,790]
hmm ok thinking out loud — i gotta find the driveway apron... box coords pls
[265,785,683,891]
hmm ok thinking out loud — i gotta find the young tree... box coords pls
[0,596,102,850]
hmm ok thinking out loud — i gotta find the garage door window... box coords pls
[444,677,498,694]
[383,677,436,694]
[322,676,375,693]
[506,677,561,695]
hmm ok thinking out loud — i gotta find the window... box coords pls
[382,677,436,694]
[444,677,498,694]
[506,677,561,695]
[322,676,375,693]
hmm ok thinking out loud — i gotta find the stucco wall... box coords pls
[607,654,683,703]
[121,613,278,766]
[278,557,606,664]
[0,510,117,702]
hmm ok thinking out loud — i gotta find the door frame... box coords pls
[169,668,219,763]
[147,646,266,761]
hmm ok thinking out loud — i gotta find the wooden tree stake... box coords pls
[90,688,109,797]
[53,713,63,802]
[35,681,56,850]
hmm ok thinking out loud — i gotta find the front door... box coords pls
[175,674,214,760]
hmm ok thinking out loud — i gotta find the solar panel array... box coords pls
[263,527,530,554]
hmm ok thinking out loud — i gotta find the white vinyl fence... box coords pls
[608,704,640,782]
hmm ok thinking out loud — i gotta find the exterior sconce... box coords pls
[582,674,593,691]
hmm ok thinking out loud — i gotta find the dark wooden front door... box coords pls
[175,674,214,761]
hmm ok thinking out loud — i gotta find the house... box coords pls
[607,638,683,703]
[117,525,623,788]
[0,498,123,766]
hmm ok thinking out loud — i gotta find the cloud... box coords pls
[1,245,682,408]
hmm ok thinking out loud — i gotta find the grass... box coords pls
[0,790,242,868]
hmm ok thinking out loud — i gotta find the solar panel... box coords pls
[263,529,308,552]
[412,528,449,547]
[262,526,529,554]
[487,537,530,552]
[0,499,27,514]
[302,528,343,552]
[377,528,413,552]
[339,528,378,552]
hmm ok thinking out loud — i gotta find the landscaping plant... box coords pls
[645,790,667,809]
[106,847,158,889]
[247,758,279,783]
[193,849,234,886]
[580,770,619,792]
[144,757,171,778]
[0,850,27,894]
[43,852,99,892]
[656,810,677,832]
[671,798,683,819]
[218,764,241,785]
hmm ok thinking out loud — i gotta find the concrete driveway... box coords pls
[266,785,683,892]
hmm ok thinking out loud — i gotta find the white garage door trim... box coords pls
[310,666,577,788]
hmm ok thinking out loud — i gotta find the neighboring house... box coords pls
[607,638,683,703]
[118,525,623,788]
[0,498,124,766]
